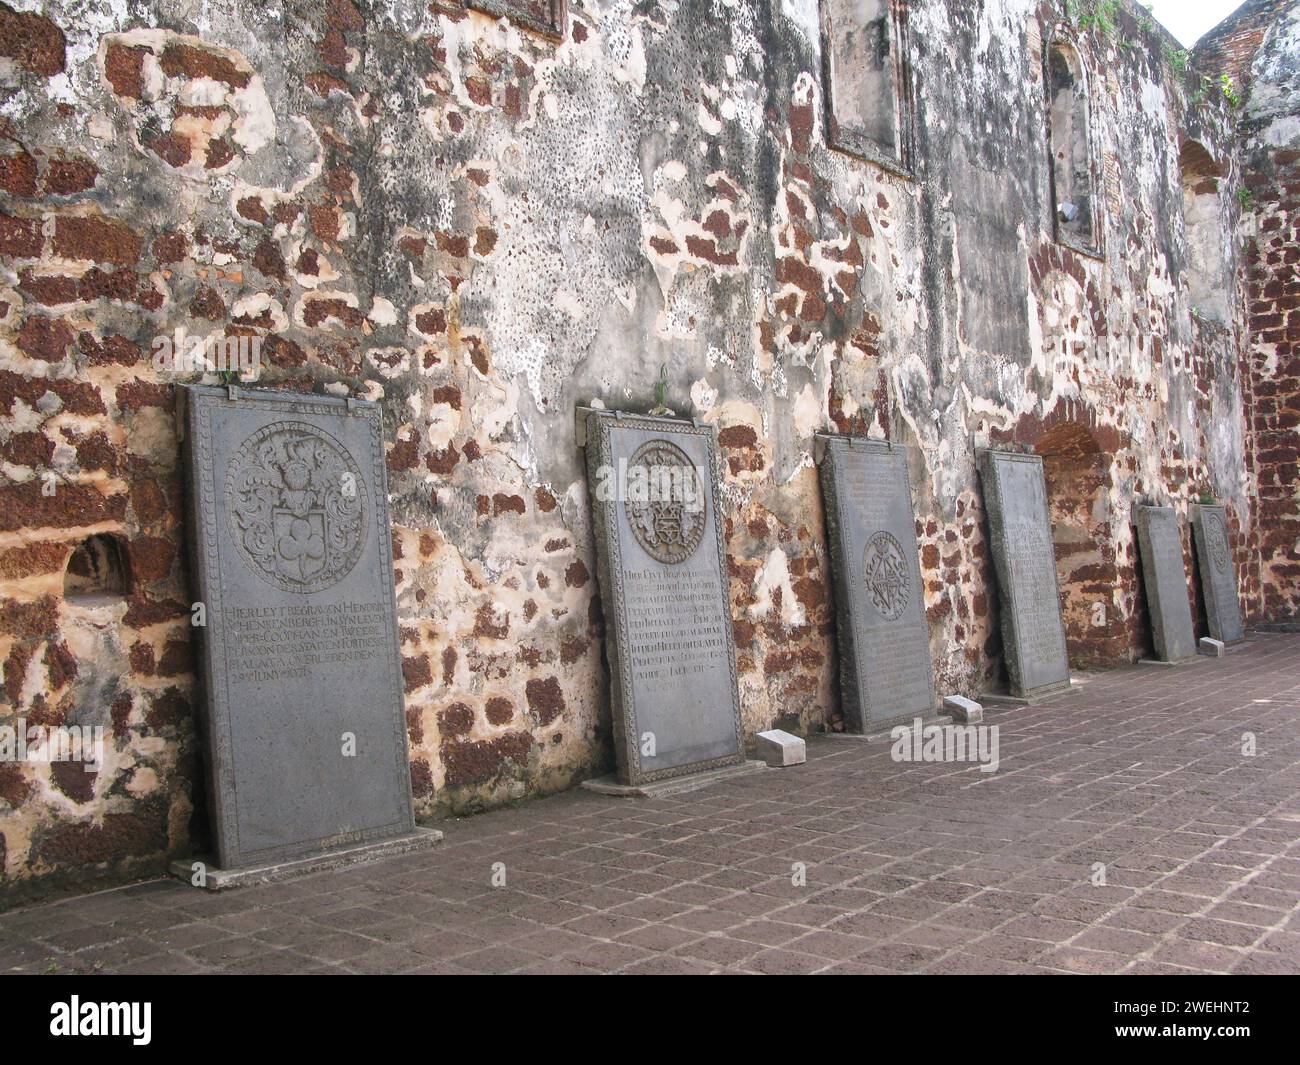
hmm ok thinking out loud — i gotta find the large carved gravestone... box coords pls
[1134,505,1197,663]
[183,386,434,879]
[977,450,1072,701]
[1191,504,1246,644]
[583,411,744,787]
[817,436,934,732]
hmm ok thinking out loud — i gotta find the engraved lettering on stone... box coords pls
[1007,519,1067,663]
[623,439,705,565]
[225,421,368,594]
[862,530,909,620]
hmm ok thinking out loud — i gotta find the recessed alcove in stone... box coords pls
[63,534,130,603]
[1034,422,1125,667]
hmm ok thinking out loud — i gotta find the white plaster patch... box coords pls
[747,548,806,628]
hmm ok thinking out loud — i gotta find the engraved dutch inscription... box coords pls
[584,412,743,786]
[818,437,934,732]
[185,387,417,871]
[1191,504,1245,644]
[1135,505,1197,663]
[977,450,1071,700]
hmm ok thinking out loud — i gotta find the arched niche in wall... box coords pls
[1032,419,1129,668]
[1045,36,1100,256]
[63,534,130,604]
[821,0,915,177]
[1179,138,1231,324]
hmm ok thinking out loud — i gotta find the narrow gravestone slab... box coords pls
[1191,504,1245,644]
[1134,505,1198,663]
[977,450,1071,701]
[583,411,744,787]
[817,436,934,732]
[184,386,425,872]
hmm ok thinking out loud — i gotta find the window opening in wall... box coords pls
[1047,40,1099,254]
[821,0,914,176]
[1179,139,1231,324]
[465,0,566,41]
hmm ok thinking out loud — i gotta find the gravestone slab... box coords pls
[977,450,1071,701]
[1135,505,1198,663]
[583,410,743,787]
[817,436,934,732]
[1191,505,1246,644]
[184,386,422,872]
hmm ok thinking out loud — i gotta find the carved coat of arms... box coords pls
[1205,510,1230,573]
[225,421,368,593]
[623,439,706,565]
[862,530,910,621]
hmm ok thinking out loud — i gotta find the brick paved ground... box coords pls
[2,634,1298,975]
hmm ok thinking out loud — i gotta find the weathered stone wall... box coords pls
[0,0,1262,903]
[1221,2,1300,623]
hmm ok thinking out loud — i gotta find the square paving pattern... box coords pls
[2,635,1298,975]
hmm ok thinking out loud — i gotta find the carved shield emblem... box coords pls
[863,530,909,621]
[623,439,706,566]
[225,421,368,593]
[273,510,327,582]
[1206,510,1230,573]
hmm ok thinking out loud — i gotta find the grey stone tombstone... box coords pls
[1191,504,1246,644]
[184,386,427,875]
[817,436,934,732]
[1134,505,1198,663]
[583,410,744,786]
[977,450,1071,700]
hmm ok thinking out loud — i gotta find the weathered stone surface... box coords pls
[2,0,1295,904]
[755,729,806,767]
[584,411,742,786]
[580,760,766,798]
[1202,1,1300,625]
[1199,637,1226,657]
[1135,505,1197,663]
[170,826,442,891]
[185,386,417,869]
[942,695,983,724]
[1192,505,1246,644]
[817,437,933,731]
[977,451,1070,700]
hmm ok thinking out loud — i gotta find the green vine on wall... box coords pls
[1066,0,1123,38]
[1066,3,1241,111]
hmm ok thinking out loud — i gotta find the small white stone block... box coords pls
[1199,637,1225,657]
[943,695,983,723]
[755,729,806,767]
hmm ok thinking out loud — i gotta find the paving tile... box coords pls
[1,637,1297,974]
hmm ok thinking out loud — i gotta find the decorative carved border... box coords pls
[820,0,916,180]
[977,449,1071,699]
[584,410,744,787]
[186,386,415,869]
[464,0,566,42]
